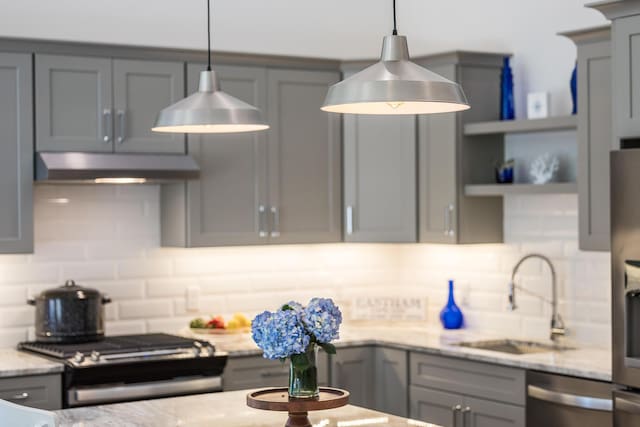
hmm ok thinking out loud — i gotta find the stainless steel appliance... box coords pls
[611,148,640,425]
[527,371,612,427]
[18,333,227,408]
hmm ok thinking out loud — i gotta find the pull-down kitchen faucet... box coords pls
[508,254,566,341]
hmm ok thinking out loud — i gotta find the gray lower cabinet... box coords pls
[161,66,341,247]
[374,347,408,417]
[0,374,62,410]
[409,352,525,427]
[343,114,417,242]
[36,54,185,153]
[418,53,504,244]
[161,64,268,247]
[0,52,33,253]
[565,27,612,251]
[223,352,328,391]
[331,346,375,408]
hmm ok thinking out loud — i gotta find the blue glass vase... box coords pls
[500,57,515,120]
[570,63,577,115]
[440,280,464,329]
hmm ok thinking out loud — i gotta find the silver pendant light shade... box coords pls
[152,0,268,134]
[152,70,268,133]
[322,0,469,115]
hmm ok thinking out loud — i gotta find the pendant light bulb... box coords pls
[322,1,470,115]
[152,0,268,134]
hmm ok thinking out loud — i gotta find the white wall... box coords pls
[0,185,610,349]
[1,0,606,116]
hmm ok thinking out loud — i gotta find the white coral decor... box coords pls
[529,153,559,184]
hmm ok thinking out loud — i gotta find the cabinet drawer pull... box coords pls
[461,406,471,427]
[258,205,268,238]
[116,109,126,144]
[451,404,462,427]
[102,109,113,143]
[270,206,280,238]
[11,392,29,400]
[346,206,354,235]
[444,204,455,237]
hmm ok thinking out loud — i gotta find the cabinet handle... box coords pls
[444,204,455,237]
[102,109,113,143]
[461,406,471,427]
[451,404,462,427]
[270,206,280,238]
[258,205,268,238]
[11,392,29,401]
[116,109,126,144]
[346,206,354,235]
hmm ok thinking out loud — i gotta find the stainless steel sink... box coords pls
[455,339,574,355]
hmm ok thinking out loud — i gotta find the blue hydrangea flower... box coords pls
[252,309,310,360]
[280,301,303,313]
[302,298,342,343]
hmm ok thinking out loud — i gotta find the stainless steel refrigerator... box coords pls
[611,148,640,424]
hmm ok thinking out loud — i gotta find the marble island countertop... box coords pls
[54,389,439,427]
[183,325,612,382]
[0,349,63,378]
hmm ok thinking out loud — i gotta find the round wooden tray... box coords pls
[247,388,349,427]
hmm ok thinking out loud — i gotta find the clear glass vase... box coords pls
[288,344,319,399]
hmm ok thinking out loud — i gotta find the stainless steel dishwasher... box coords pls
[527,371,613,427]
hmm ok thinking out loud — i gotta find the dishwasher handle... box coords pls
[527,385,612,412]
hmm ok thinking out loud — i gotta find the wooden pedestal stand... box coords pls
[247,387,349,427]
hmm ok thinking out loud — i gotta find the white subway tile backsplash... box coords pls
[117,259,173,279]
[0,307,34,328]
[119,300,173,320]
[106,320,146,335]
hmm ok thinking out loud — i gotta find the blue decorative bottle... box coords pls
[440,280,464,329]
[500,57,515,120]
[570,63,578,115]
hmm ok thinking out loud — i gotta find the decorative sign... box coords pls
[351,296,427,321]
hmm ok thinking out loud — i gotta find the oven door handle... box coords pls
[68,376,222,407]
[528,385,612,412]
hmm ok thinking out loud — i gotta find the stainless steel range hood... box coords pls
[36,152,200,183]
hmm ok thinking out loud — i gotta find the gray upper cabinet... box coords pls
[36,54,184,154]
[613,15,640,140]
[565,27,612,251]
[418,53,504,244]
[162,64,268,247]
[343,113,417,242]
[374,347,408,417]
[112,59,185,153]
[0,52,33,253]
[266,69,342,244]
[331,346,375,409]
[36,54,112,152]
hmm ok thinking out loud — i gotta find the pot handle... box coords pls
[27,298,36,306]
[102,295,112,305]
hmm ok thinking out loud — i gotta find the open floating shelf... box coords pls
[464,116,577,136]
[465,183,578,196]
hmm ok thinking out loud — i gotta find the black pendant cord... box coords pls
[392,0,398,35]
[207,0,212,71]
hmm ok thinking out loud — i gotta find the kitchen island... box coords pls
[54,389,438,427]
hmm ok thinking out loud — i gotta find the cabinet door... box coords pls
[331,346,374,409]
[223,356,289,391]
[0,374,62,410]
[113,59,185,153]
[577,39,612,251]
[35,54,112,152]
[343,114,416,242]
[374,347,408,417]
[465,396,525,427]
[0,53,33,253]
[266,69,342,244]
[162,64,268,247]
[613,15,640,139]
[410,386,460,427]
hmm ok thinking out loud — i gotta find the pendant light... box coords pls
[152,0,268,133]
[322,0,470,115]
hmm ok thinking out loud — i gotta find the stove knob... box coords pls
[90,351,101,362]
[73,352,85,364]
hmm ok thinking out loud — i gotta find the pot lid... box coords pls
[38,280,103,300]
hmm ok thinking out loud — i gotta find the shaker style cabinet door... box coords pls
[112,59,185,154]
[374,347,408,417]
[0,52,33,253]
[576,34,612,251]
[35,54,112,152]
[613,15,640,139]
[330,347,375,409]
[343,113,417,242]
[161,64,268,247]
[464,396,525,427]
[410,386,459,427]
[266,69,342,244]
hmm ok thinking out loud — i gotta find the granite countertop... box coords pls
[0,349,63,378]
[54,389,439,427]
[182,325,612,382]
